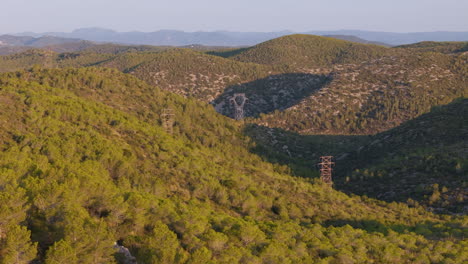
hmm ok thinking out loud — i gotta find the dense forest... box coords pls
[246,99,467,214]
[0,34,466,263]
[226,34,395,68]
[253,50,467,134]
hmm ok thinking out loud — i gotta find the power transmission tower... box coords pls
[318,156,334,184]
[161,108,175,134]
[230,93,247,120]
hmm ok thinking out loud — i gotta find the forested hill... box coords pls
[0,35,94,55]
[0,35,466,137]
[337,98,468,214]
[395,41,468,54]
[252,51,467,134]
[242,98,467,214]
[125,49,281,101]
[0,68,466,263]
[0,48,284,102]
[0,35,84,47]
[226,34,394,68]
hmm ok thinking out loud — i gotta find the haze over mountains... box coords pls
[0,35,97,55]
[9,27,468,46]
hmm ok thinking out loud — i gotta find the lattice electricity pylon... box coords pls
[230,93,247,120]
[161,108,175,134]
[318,156,335,184]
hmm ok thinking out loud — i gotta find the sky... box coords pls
[1,0,467,34]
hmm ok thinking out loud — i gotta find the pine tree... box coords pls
[0,225,37,264]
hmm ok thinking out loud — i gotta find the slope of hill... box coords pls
[0,68,466,263]
[0,49,60,71]
[0,35,87,55]
[0,34,83,47]
[336,98,468,214]
[324,35,391,46]
[252,52,467,134]
[81,43,171,54]
[0,48,282,104]
[244,98,467,214]
[211,73,330,117]
[0,45,31,55]
[0,49,118,72]
[395,41,468,54]
[228,34,393,68]
[306,30,468,45]
[0,42,171,56]
[127,49,283,101]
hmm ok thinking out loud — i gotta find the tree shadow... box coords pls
[243,124,369,178]
[211,73,331,119]
[206,47,249,58]
[243,105,467,214]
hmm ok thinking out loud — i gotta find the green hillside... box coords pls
[0,49,116,72]
[0,45,170,72]
[0,48,284,103]
[245,98,467,214]
[227,34,393,68]
[396,41,468,54]
[0,49,61,72]
[0,68,466,263]
[80,44,171,54]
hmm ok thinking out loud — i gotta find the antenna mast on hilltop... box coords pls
[230,93,248,120]
[161,108,175,134]
[318,156,334,184]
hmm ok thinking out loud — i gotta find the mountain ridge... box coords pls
[10,27,468,46]
[0,34,86,47]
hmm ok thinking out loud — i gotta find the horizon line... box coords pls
[6,27,468,35]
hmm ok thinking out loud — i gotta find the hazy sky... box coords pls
[2,0,467,33]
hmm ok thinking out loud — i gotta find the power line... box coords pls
[161,108,175,134]
[318,156,334,184]
[230,93,247,120]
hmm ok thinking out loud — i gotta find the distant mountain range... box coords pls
[9,27,468,46]
[0,31,392,55]
[0,35,84,47]
[323,35,390,46]
[0,35,97,55]
[309,30,468,46]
